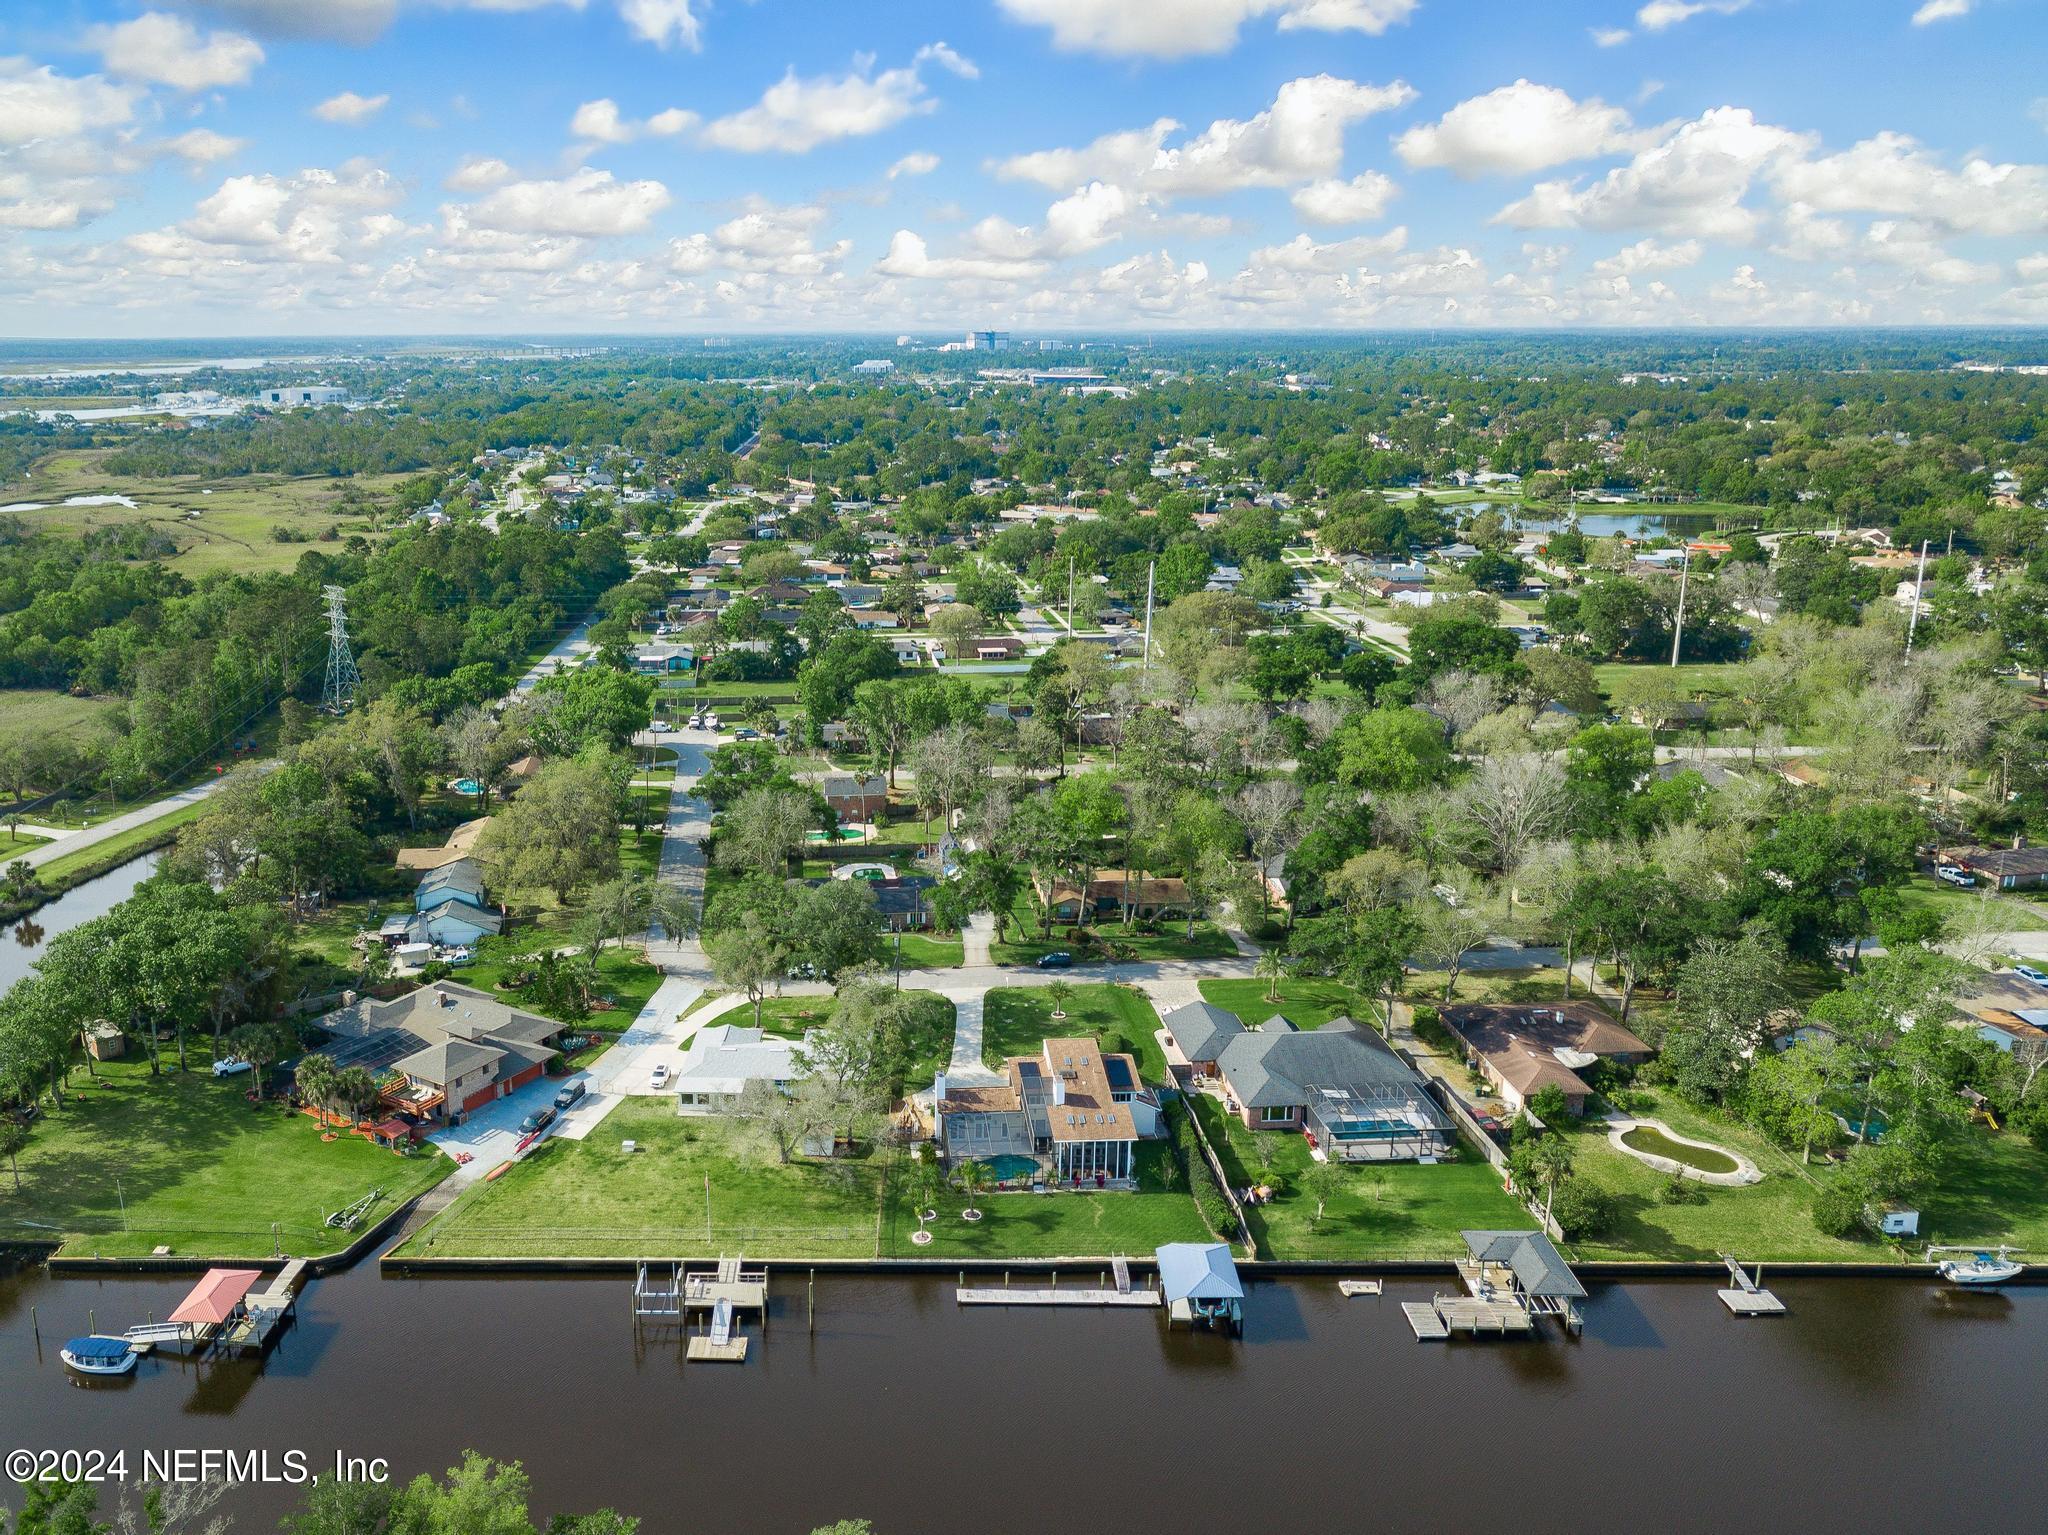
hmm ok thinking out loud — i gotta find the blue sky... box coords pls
[1,0,2044,333]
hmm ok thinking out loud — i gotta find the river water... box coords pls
[0,855,160,995]
[0,1260,2038,1534]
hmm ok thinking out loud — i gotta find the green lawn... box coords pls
[991,898,1239,966]
[880,1141,1211,1258]
[0,1057,449,1260]
[1199,976,1370,1031]
[1561,1087,2048,1263]
[403,1101,886,1259]
[890,932,963,969]
[744,989,955,1091]
[982,985,1167,1083]
[1191,1094,1525,1261]
[457,944,666,1025]
[1592,661,1746,699]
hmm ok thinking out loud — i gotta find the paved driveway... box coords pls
[426,1072,566,1184]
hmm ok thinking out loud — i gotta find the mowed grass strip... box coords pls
[1191,1094,1525,1261]
[0,1057,448,1260]
[406,1100,885,1260]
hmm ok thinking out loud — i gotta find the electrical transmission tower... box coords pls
[320,585,360,714]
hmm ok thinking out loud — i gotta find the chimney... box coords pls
[933,1071,947,1104]
[2016,834,2029,852]
[1053,1079,1066,1106]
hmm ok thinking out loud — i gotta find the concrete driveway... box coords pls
[426,1072,566,1184]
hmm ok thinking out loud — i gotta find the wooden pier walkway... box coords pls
[1717,1256,1786,1317]
[957,1287,1161,1308]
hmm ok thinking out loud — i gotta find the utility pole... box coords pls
[1668,546,1692,667]
[1066,555,1074,632]
[1905,538,1931,659]
[320,584,360,715]
[1141,559,1156,679]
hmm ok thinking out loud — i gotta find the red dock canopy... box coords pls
[168,1268,263,1325]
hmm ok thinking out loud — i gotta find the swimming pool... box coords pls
[451,777,483,795]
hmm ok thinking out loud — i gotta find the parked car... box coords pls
[518,1106,556,1136]
[211,1057,253,1078]
[650,1063,671,1090]
[734,727,760,740]
[1036,951,1074,969]
[2016,964,2048,989]
[650,719,670,732]
[1936,865,1975,887]
[553,1080,587,1112]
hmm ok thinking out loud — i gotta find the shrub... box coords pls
[1549,1181,1616,1241]
[1811,1180,1870,1239]
[1168,1099,1240,1243]
[1658,1171,1708,1206]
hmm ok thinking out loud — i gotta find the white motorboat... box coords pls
[1929,1246,2025,1287]
[60,1336,138,1376]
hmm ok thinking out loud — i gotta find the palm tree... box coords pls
[295,1053,339,1126]
[908,1157,942,1244]
[228,1020,286,1101]
[1046,980,1073,1020]
[955,1158,990,1220]
[335,1065,380,1128]
[1257,948,1288,1004]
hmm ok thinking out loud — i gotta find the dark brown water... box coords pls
[1,1260,2040,1535]
[0,853,159,993]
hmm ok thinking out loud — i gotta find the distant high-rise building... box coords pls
[964,330,1011,351]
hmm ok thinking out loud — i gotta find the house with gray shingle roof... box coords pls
[1209,1016,1449,1161]
[1159,1001,1244,1076]
[318,982,567,1125]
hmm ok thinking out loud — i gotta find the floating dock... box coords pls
[1717,1256,1786,1316]
[686,1298,749,1361]
[1339,1279,1382,1298]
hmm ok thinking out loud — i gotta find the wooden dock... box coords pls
[957,1287,1160,1308]
[686,1335,749,1362]
[1717,1256,1786,1317]
[1111,1256,1132,1294]
[1339,1279,1382,1298]
[1402,1302,1451,1340]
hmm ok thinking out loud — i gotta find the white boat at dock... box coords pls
[60,1336,138,1376]
[1929,1246,2025,1287]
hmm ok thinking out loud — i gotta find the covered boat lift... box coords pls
[1157,1242,1245,1335]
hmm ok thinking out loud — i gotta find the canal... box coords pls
[0,854,160,994]
[1,1259,2039,1533]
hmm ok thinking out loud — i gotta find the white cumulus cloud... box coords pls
[1396,81,1643,177]
[88,12,264,90]
[1911,0,1972,23]
[701,47,971,154]
[466,166,672,236]
[888,152,940,178]
[313,91,390,125]
[996,75,1414,199]
[1497,107,1812,241]
[1636,0,1752,29]
[994,0,1416,59]
[1291,171,1399,225]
